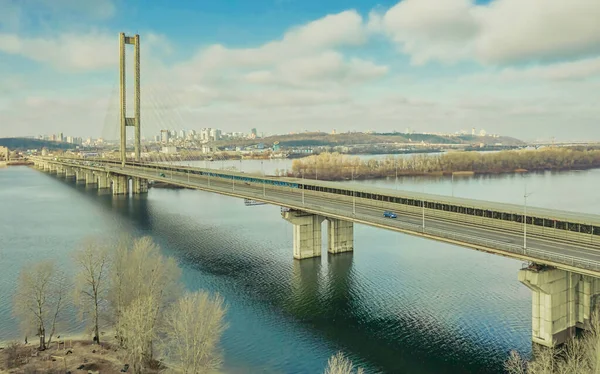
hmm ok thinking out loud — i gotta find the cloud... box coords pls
[463,57,600,83]
[163,10,387,106]
[375,0,600,65]
[0,30,170,71]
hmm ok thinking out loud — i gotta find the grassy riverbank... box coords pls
[287,148,600,180]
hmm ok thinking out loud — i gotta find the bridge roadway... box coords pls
[86,161,600,277]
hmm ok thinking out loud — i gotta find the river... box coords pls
[1,158,599,373]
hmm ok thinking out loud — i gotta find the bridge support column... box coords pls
[112,175,129,195]
[282,210,324,259]
[56,165,65,177]
[131,177,148,194]
[97,173,110,192]
[65,166,75,180]
[327,218,354,254]
[85,171,97,186]
[519,266,600,347]
[75,169,86,184]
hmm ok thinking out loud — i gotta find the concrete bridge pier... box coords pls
[519,266,600,347]
[131,177,148,194]
[97,173,110,192]
[75,169,86,184]
[85,171,97,186]
[327,218,354,254]
[64,166,75,180]
[282,210,325,259]
[56,165,65,177]
[112,175,129,195]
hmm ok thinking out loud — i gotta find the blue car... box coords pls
[383,211,397,219]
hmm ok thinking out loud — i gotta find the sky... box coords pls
[0,0,599,141]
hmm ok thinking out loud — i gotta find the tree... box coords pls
[13,260,67,350]
[324,352,364,374]
[73,238,111,344]
[109,236,182,361]
[505,312,600,374]
[161,291,228,373]
[117,295,160,374]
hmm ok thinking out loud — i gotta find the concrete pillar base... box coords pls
[65,167,75,179]
[519,266,600,347]
[282,210,324,259]
[112,175,129,195]
[97,173,110,190]
[132,177,148,194]
[327,218,354,254]
[85,171,97,186]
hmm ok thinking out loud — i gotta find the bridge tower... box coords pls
[119,32,141,167]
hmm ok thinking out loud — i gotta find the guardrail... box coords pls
[33,157,600,273]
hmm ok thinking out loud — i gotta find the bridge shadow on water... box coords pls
[44,172,507,374]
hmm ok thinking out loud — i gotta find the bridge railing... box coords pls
[36,157,600,273]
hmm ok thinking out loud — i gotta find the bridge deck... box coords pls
[34,157,600,276]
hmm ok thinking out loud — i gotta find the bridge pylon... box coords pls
[119,32,141,166]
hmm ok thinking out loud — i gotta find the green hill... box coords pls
[0,137,74,150]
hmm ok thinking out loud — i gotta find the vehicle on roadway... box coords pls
[383,211,397,219]
[159,173,166,177]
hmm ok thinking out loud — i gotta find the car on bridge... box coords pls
[159,173,166,177]
[383,211,397,219]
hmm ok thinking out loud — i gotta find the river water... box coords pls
[1,159,599,373]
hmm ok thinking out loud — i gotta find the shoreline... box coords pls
[286,166,599,182]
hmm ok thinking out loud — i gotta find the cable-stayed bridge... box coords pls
[29,33,600,349]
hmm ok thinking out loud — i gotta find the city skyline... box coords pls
[1,0,599,141]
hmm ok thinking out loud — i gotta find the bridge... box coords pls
[29,32,600,349]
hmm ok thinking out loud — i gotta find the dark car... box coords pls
[383,211,397,219]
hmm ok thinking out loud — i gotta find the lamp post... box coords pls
[524,185,534,250]
[302,170,305,205]
[422,184,426,230]
[352,169,356,215]
[395,159,398,190]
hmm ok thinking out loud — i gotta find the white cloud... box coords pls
[2,4,599,142]
[376,0,600,65]
[463,57,600,83]
[0,31,170,71]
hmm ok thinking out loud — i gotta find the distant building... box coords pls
[161,130,170,143]
[472,127,476,136]
[179,130,186,139]
[209,128,221,141]
[161,146,178,154]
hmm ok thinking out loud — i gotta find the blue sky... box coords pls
[0,0,599,141]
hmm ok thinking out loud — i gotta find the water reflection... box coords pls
[1,166,557,373]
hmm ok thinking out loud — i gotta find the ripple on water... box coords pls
[5,166,585,373]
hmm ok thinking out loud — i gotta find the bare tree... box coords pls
[505,350,528,374]
[161,291,228,373]
[13,260,67,350]
[324,352,364,374]
[109,236,182,358]
[73,238,111,344]
[117,295,160,374]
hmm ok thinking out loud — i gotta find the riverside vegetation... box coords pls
[286,148,600,181]
[1,236,362,374]
[505,313,600,374]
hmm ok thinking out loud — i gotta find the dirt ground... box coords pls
[0,339,135,374]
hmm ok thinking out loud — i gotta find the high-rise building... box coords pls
[179,130,186,139]
[209,128,221,141]
[250,128,257,139]
[161,130,170,143]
